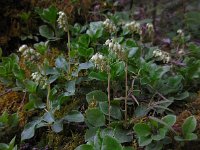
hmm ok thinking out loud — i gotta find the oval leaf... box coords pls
[86,108,105,127]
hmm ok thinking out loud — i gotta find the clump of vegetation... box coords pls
[0,0,200,149]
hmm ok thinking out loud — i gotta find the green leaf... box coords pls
[86,90,108,103]
[38,6,58,25]
[151,128,167,141]
[85,127,99,142]
[25,80,37,93]
[114,127,133,143]
[138,136,152,147]
[75,144,94,150]
[8,136,16,149]
[34,41,48,54]
[86,21,103,40]
[185,133,198,141]
[111,61,125,77]
[78,34,90,47]
[89,71,108,81]
[126,39,137,47]
[0,143,8,149]
[134,105,149,117]
[0,111,9,124]
[128,47,138,58]
[101,136,123,150]
[64,110,84,122]
[174,136,184,142]
[55,56,68,71]
[78,62,93,72]
[123,147,135,150]
[21,121,38,141]
[162,115,176,126]
[133,123,151,137]
[182,116,197,135]
[78,47,94,57]
[0,47,2,59]
[149,116,176,134]
[39,25,54,39]
[64,80,76,96]
[99,102,122,120]
[12,64,25,80]
[43,112,54,124]
[174,91,189,100]
[86,108,105,127]
[51,120,63,133]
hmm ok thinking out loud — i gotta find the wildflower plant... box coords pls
[18,45,40,61]
[153,49,171,63]
[103,19,117,34]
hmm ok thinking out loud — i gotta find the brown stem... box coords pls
[47,84,51,111]
[107,70,111,125]
[125,62,128,121]
[19,91,27,110]
[0,89,12,97]
[67,31,71,73]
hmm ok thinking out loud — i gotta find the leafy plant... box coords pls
[133,115,176,149]
[174,116,198,141]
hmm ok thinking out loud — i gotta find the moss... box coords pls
[63,132,84,150]
[54,98,81,119]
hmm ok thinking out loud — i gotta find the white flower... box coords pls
[91,53,98,61]
[105,39,111,45]
[19,45,28,52]
[57,11,68,32]
[147,23,153,30]
[29,48,34,54]
[109,42,114,49]
[103,18,117,33]
[153,49,171,63]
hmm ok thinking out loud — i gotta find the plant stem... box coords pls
[107,69,111,125]
[47,84,51,111]
[67,30,71,73]
[125,61,128,122]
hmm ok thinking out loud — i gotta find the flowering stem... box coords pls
[47,84,51,111]
[67,30,71,73]
[107,69,111,125]
[125,61,128,122]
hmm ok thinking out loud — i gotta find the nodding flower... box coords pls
[103,19,117,33]
[90,53,108,72]
[153,49,171,63]
[105,39,126,60]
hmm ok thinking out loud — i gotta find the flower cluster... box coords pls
[103,19,117,33]
[31,72,48,89]
[57,11,68,32]
[153,49,171,63]
[125,21,141,34]
[18,45,40,61]
[146,23,154,35]
[90,53,108,72]
[177,29,184,37]
[105,39,126,60]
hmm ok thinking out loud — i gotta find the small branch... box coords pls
[0,89,12,97]
[171,60,186,67]
[130,94,139,106]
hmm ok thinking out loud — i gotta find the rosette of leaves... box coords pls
[133,115,176,150]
